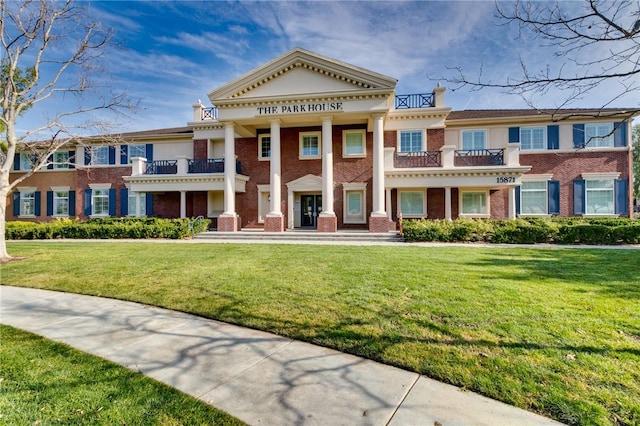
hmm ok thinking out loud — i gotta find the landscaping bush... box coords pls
[5,217,211,240]
[402,217,639,245]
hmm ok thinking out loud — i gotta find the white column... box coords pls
[372,114,386,215]
[386,188,392,221]
[321,116,334,215]
[135,192,141,217]
[269,119,282,215]
[508,186,516,219]
[180,191,186,219]
[222,123,236,215]
[445,187,452,221]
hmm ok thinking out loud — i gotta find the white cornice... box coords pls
[213,90,392,109]
[385,166,531,179]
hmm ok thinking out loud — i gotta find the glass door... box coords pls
[301,194,322,228]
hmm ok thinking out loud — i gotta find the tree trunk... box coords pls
[0,184,11,261]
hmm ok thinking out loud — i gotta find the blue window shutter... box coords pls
[508,127,520,143]
[121,145,129,165]
[120,188,129,216]
[84,147,91,165]
[84,189,92,216]
[145,144,153,162]
[547,125,559,150]
[613,122,628,147]
[13,154,20,170]
[34,191,41,216]
[615,179,628,215]
[47,154,53,170]
[573,124,585,148]
[108,188,116,216]
[68,150,75,169]
[573,179,585,215]
[47,191,54,216]
[69,191,76,216]
[108,146,116,165]
[145,193,153,216]
[515,186,521,215]
[548,180,560,215]
[13,192,20,216]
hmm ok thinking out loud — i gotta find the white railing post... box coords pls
[505,144,520,166]
[131,157,146,176]
[193,100,203,121]
[441,145,456,168]
[176,156,188,175]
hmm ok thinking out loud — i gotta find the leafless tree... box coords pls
[0,0,135,260]
[444,0,640,121]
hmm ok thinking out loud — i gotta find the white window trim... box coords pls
[585,123,614,148]
[520,127,547,151]
[127,192,147,217]
[342,129,366,158]
[299,131,322,160]
[258,134,271,161]
[459,189,490,218]
[257,184,270,224]
[519,181,548,217]
[460,129,486,150]
[398,189,427,218]
[397,130,426,153]
[17,186,37,218]
[89,183,111,218]
[342,182,367,224]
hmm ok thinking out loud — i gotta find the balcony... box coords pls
[125,156,248,194]
[389,145,521,171]
[143,158,242,175]
[394,93,435,109]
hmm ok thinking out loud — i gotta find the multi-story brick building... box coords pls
[8,48,636,232]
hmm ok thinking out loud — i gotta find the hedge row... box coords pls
[402,218,640,245]
[5,217,211,240]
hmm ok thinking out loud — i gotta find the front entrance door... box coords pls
[301,194,322,228]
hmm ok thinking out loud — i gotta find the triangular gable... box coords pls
[286,174,323,192]
[208,47,397,103]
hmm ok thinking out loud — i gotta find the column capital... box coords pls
[268,118,282,125]
[321,115,333,123]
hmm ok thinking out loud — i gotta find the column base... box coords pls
[369,214,394,233]
[218,214,240,232]
[264,213,284,232]
[317,213,337,233]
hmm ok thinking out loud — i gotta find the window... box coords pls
[585,123,614,148]
[343,183,367,224]
[586,180,614,214]
[520,182,547,214]
[53,151,69,169]
[92,188,110,216]
[259,134,271,160]
[53,190,69,216]
[398,130,424,153]
[343,130,365,157]
[128,192,147,216]
[520,127,546,151]
[461,191,488,216]
[91,146,109,165]
[399,191,425,217]
[128,144,147,161]
[20,153,35,170]
[299,132,321,159]
[461,130,486,150]
[20,190,36,216]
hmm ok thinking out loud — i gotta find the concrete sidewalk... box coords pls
[1,286,562,425]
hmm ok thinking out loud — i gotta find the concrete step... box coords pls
[193,230,404,243]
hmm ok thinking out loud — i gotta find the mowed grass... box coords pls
[0,325,245,425]
[2,241,640,425]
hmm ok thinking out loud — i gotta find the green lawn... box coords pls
[0,325,245,425]
[2,241,640,425]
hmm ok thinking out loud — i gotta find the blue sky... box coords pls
[16,0,640,135]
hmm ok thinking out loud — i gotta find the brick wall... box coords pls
[193,139,207,160]
[77,167,130,219]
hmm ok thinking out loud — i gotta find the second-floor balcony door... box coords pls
[301,194,322,228]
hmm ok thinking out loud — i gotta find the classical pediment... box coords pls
[208,48,397,104]
[286,174,323,192]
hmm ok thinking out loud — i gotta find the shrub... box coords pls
[5,217,211,240]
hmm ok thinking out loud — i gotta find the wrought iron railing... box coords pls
[395,93,435,109]
[188,158,224,173]
[201,107,218,120]
[144,160,177,175]
[395,151,441,168]
[455,149,505,166]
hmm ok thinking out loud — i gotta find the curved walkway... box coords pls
[1,286,563,425]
